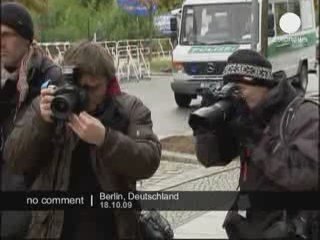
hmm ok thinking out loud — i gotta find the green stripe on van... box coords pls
[267,32,317,58]
[189,45,239,54]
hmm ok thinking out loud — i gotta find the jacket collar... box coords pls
[93,96,129,134]
[91,77,127,133]
[251,79,299,127]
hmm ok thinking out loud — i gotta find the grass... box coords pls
[150,57,172,73]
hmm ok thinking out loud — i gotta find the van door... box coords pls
[267,0,316,78]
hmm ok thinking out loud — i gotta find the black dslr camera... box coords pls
[189,83,242,130]
[51,66,88,121]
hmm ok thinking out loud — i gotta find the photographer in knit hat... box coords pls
[193,49,319,239]
[1,2,61,238]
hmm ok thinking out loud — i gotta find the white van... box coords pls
[171,0,317,107]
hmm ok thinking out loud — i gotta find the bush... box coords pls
[150,57,172,72]
[33,0,153,42]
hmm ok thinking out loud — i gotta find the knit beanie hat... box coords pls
[223,49,277,88]
[1,2,34,42]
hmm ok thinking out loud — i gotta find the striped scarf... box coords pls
[16,46,34,109]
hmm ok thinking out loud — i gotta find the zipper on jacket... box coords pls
[0,127,3,153]
[240,148,250,183]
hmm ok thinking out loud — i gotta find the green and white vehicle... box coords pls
[171,0,317,107]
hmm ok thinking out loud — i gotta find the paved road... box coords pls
[122,72,319,138]
[121,76,197,138]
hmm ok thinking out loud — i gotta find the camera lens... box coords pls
[51,93,77,120]
[53,98,69,113]
[188,83,239,130]
[189,100,233,130]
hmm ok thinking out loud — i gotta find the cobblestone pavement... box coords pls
[137,160,202,191]
[138,158,239,191]
[138,157,240,228]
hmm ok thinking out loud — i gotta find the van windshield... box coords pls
[180,3,253,45]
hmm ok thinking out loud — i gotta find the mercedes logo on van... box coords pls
[207,62,216,74]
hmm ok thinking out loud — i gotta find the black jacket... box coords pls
[1,51,61,238]
[194,80,319,238]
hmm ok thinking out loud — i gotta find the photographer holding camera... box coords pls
[190,49,319,239]
[3,41,161,239]
[1,2,61,238]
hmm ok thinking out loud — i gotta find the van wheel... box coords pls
[174,93,192,108]
[294,64,308,92]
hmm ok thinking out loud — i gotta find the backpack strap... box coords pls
[26,59,61,105]
[279,96,319,239]
[279,95,319,145]
[279,96,303,144]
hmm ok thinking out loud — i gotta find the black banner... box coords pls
[1,191,319,210]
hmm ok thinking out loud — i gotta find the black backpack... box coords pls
[224,95,319,240]
[278,95,319,240]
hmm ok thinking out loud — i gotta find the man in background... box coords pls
[1,2,61,238]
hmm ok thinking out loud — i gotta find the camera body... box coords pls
[189,83,241,130]
[51,66,88,121]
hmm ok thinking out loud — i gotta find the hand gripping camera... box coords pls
[188,83,242,130]
[50,66,88,121]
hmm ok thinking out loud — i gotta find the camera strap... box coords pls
[51,120,67,190]
[280,96,319,145]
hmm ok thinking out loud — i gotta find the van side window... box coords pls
[275,0,302,36]
[300,0,314,30]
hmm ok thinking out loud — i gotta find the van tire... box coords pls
[174,93,192,107]
[293,63,308,92]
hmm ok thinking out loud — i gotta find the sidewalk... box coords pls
[139,151,239,239]
[174,211,228,239]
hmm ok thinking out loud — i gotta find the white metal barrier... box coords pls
[39,42,71,64]
[39,38,172,81]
